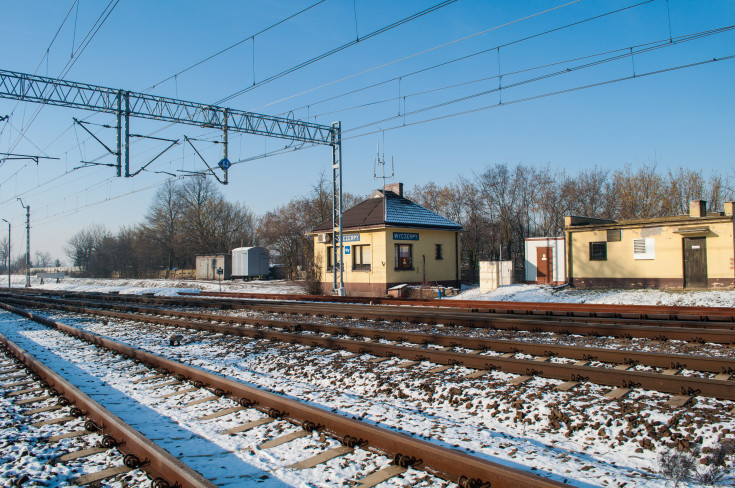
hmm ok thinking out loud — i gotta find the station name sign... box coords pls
[393,232,419,241]
[336,234,360,243]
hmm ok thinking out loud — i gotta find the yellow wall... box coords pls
[313,227,460,285]
[567,219,735,281]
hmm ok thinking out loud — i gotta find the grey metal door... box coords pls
[683,237,707,288]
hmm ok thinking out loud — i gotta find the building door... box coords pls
[536,247,553,284]
[683,237,707,288]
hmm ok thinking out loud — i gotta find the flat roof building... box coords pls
[309,183,463,296]
[564,201,735,289]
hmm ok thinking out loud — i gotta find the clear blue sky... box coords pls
[1,0,734,263]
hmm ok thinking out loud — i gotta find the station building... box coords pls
[564,200,735,289]
[309,183,463,296]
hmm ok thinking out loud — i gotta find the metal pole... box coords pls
[331,121,344,296]
[17,199,29,288]
[116,91,122,177]
[2,219,9,289]
[124,91,130,177]
[223,108,229,185]
[25,206,29,288]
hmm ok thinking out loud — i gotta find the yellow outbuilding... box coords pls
[564,200,735,289]
[309,183,463,296]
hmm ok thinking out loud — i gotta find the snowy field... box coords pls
[12,273,735,308]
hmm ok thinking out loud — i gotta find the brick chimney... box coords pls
[689,200,706,218]
[384,182,403,197]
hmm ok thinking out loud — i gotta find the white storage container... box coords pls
[231,247,269,278]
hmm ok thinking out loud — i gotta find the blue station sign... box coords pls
[336,234,360,243]
[393,232,419,241]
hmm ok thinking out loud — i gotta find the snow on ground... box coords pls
[14,272,735,308]
[10,274,305,297]
[451,284,735,308]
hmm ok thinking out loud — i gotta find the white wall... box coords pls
[479,261,513,291]
[525,238,566,283]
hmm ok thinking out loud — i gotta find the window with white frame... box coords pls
[633,238,655,260]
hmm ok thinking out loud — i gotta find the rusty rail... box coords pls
[7,296,735,401]
[0,331,215,488]
[0,301,569,488]
[7,290,734,344]
[185,290,735,321]
[9,294,735,375]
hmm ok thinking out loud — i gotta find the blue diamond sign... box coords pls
[218,158,231,170]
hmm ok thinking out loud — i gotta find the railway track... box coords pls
[5,294,735,404]
[5,289,735,343]
[0,331,213,487]
[187,291,735,322]
[0,301,570,488]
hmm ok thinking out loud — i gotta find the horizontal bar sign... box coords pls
[393,232,419,241]
[336,234,360,243]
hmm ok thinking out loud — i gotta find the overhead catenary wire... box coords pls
[214,0,458,105]
[144,0,328,93]
[306,24,735,122]
[266,0,654,115]
[340,53,735,140]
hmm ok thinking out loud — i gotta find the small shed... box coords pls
[195,254,232,280]
[525,237,565,285]
[231,247,270,278]
[479,261,513,291]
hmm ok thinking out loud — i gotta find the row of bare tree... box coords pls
[63,163,732,281]
[408,163,732,281]
[65,177,256,277]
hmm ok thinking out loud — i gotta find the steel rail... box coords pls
[6,290,735,343]
[9,288,735,325]
[10,294,735,375]
[0,301,569,488]
[7,297,735,401]
[186,290,735,320]
[0,332,216,488]
[12,289,735,328]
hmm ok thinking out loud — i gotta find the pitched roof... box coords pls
[310,190,462,232]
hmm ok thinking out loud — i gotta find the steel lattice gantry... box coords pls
[0,68,346,294]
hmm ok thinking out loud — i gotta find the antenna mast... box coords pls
[373,132,394,189]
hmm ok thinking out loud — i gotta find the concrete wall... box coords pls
[566,218,735,289]
[195,255,232,280]
[524,237,565,283]
[479,261,513,291]
[313,227,461,296]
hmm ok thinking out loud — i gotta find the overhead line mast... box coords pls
[0,68,346,294]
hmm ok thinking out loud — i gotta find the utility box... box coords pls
[196,254,231,280]
[231,247,270,278]
[479,261,513,291]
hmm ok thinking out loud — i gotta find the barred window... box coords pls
[589,241,607,261]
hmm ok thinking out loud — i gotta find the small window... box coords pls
[633,238,655,260]
[326,246,333,271]
[395,244,412,270]
[589,241,607,261]
[352,245,371,270]
[607,229,621,242]
[435,244,443,260]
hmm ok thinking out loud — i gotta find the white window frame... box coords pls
[633,238,655,260]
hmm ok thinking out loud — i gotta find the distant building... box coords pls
[564,200,735,289]
[195,254,231,280]
[525,237,565,285]
[308,183,463,296]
